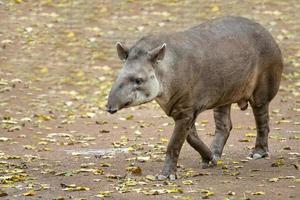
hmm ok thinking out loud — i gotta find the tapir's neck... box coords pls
[154,55,189,117]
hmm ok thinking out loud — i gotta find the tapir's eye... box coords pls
[135,78,143,85]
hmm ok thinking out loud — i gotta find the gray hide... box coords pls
[107,16,283,180]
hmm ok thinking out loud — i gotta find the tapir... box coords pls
[107,16,283,180]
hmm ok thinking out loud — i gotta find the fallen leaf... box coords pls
[145,175,156,181]
[268,177,279,182]
[61,184,90,191]
[167,188,183,193]
[96,191,113,198]
[182,180,194,185]
[252,191,265,195]
[0,190,8,197]
[23,190,35,196]
[126,166,142,175]
[271,159,285,167]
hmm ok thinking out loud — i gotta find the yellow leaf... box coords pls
[160,137,168,143]
[217,160,223,166]
[62,184,90,191]
[201,120,209,124]
[182,180,194,185]
[245,133,256,138]
[271,159,285,167]
[93,168,104,175]
[126,115,134,120]
[145,175,156,181]
[67,31,75,38]
[23,190,35,196]
[211,5,220,12]
[166,188,183,193]
[96,191,113,198]
[39,66,49,74]
[200,189,214,197]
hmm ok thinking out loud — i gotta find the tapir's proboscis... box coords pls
[107,16,283,180]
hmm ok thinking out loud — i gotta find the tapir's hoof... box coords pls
[169,174,176,181]
[211,155,219,165]
[252,153,262,160]
[249,151,269,160]
[156,174,167,180]
[202,162,210,169]
[156,173,177,181]
[202,155,218,168]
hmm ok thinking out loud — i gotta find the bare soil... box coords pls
[0,0,299,200]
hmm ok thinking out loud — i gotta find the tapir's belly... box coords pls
[200,64,259,109]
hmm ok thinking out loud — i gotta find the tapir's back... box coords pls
[182,16,282,70]
[168,16,283,108]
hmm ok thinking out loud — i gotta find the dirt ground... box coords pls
[0,0,299,199]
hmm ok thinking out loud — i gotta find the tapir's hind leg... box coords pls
[249,102,270,159]
[187,125,215,168]
[249,64,282,159]
[210,104,232,161]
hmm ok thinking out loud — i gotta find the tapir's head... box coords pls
[107,42,166,114]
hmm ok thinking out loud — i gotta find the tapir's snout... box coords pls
[107,78,133,114]
[106,84,123,114]
[106,96,119,114]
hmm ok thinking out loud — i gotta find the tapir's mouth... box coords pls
[122,101,131,108]
[106,101,132,114]
[107,108,118,114]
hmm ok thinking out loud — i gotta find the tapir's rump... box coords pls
[107,16,283,179]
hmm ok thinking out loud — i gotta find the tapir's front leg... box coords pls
[157,117,192,180]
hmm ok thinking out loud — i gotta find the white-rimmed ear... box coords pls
[116,42,128,61]
[148,43,166,64]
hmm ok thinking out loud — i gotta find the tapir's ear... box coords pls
[148,43,166,63]
[116,42,128,61]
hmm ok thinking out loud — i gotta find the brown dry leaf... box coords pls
[126,166,142,175]
[292,162,300,171]
[0,190,8,197]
